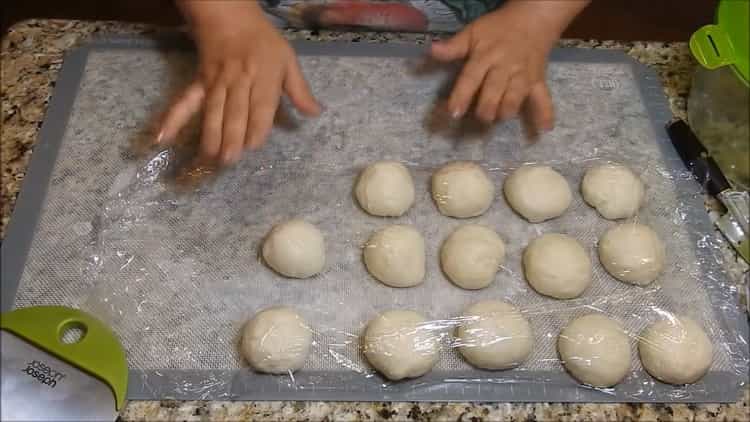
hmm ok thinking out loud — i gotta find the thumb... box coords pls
[430,31,471,62]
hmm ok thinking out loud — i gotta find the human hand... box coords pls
[430,1,588,133]
[157,1,320,165]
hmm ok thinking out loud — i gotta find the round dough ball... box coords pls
[557,314,631,387]
[598,223,665,286]
[440,225,505,290]
[355,160,415,217]
[638,316,713,384]
[504,165,572,223]
[363,225,425,287]
[241,306,312,374]
[456,300,532,370]
[363,310,440,380]
[582,164,645,220]
[432,161,495,218]
[523,234,592,299]
[262,219,325,278]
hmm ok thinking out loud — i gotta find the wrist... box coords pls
[505,0,589,45]
[178,1,269,39]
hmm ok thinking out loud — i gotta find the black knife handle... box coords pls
[666,119,731,197]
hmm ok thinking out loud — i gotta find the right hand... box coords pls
[157,3,321,166]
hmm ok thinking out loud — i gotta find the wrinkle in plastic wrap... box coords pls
[12,46,748,401]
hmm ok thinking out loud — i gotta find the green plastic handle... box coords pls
[0,306,128,410]
[690,24,737,70]
[738,238,750,265]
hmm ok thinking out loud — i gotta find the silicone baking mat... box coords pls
[2,36,747,402]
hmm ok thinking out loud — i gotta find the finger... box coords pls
[525,82,555,132]
[283,58,321,116]
[430,31,471,62]
[497,73,531,122]
[448,55,493,118]
[157,81,205,145]
[247,76,282,150]
[199,83,228,162]
[219,76,252,165]
[475,67,510,123]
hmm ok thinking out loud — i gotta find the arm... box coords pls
[506,0,590,44]
[177,0,265,41]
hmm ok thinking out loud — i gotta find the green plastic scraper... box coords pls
[1,306,128,421]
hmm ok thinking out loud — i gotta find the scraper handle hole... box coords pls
[59,321,87,344]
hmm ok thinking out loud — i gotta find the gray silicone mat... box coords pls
[2,36,748,402]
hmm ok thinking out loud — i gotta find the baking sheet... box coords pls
[1,36,747,402]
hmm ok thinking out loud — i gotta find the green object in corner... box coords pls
[739,237,750,265]
[690,0,749,86]
[0,306,128,410]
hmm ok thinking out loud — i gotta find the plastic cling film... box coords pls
[431,161,495,218]
[597,222,667,287]
[557,314,631,388]
[12,50,748,401]
[362,225,426,288]
[581,163,646,220]
[240,306,313,375]
[454,301,533,371]
[68,149,748,401]
[362,310,441,381]
[637,315,714,385]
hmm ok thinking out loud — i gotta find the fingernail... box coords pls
[451,109,463,119]
[155,130,164,144]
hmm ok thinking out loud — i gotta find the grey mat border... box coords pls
[1,46,89,311]
[1,35,747,402]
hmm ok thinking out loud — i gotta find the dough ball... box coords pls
[364,225,425,287]
[262,219,325,278]
[432,161,495,218]
[241,306,312,374]
[363,310,440,380]
[440,225,505,290]
[456,300,532,370]
[355,160,415,217]
[557,314,631,387]
[523,234,592,299]
[504,165,572,223]
[582,164,645,220]
[598,223,665,286]
[638,316,713,384]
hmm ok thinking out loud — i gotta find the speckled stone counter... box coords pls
[2,20,748,422]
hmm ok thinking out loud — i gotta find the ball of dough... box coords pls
[523,233,592,299]
[557,314,631,387]
[440,225,505,289]
[432,161,495,218]
[582,164,645,220]
[262,219,325,278]
[504,165,572,223]
[598,223,665,286]
[638,316,713,384]
[363,225,425,287]
[456,301,532,370]
[355,160,415,217]
[241,306,312,374]
[363,310,440,380]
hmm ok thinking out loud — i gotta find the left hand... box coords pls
[430,2,573,132]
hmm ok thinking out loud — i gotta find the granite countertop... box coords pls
[2,20,748,422]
